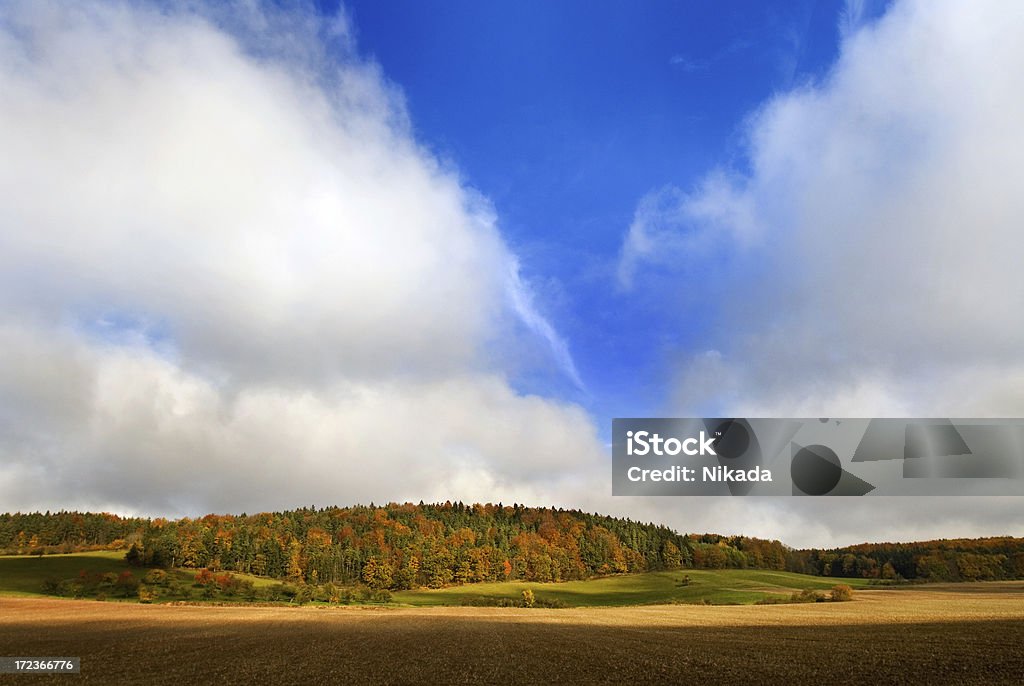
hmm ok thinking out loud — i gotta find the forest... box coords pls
[2,504,1023,589]
[786,536,1024,582]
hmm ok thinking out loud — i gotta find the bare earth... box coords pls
[2,589,1023,685]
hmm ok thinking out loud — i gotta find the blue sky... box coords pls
[4,0,1024,547]
[337,0,884,426]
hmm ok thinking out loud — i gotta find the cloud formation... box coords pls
[0,1,598,516]
[618,0,1024,543]
[3,0,1023,550]
[623,0,1024,418]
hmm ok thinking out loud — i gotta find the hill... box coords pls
[2,504,788,590]
[2,504,1023,592]
[392,568,868,607]
[0,552,865,607]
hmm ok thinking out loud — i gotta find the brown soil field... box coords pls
[1,590,1022,685]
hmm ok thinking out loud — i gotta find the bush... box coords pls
[215,573,239,595]
[370,588,392,603]
[463,596,520,607]
[170,581,192,600]
[57,580,83,598]
[533,597,567,608]
[40,577,61,595]
[521,589,535,607]
[294,585,314,605]
[322,582,341,604]
[115,571,140,597]
[830,584,854,602]
[193,569,214,587]
[790,589,826,603]
[143,569,168,586]
[126,543,143,566]
[238,579,257,601]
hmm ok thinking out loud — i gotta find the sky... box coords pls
[2,0,1024,548]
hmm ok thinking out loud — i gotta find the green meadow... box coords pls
[393,568,868,607]
[0,551,135,597]
[0,551,275,600]
[0,552,866,606]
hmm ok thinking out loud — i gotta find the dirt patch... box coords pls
[1,593,1022,684]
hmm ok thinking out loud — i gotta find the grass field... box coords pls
[0,552,277,600]
[393,568,869,606]
[1,590,1022,684]
[0,551,136,597]
[0,553,866,606]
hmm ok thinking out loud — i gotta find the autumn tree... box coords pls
[362,556,394,590]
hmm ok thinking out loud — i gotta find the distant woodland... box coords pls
[2,505,1022,589]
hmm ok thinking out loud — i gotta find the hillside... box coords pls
[2,505,1023,592]
[0,552,868,607]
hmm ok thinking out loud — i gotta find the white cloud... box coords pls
[4,0,1023,549]
[0,1,598,516]
[0,324,601,515]
[623,0,1024,418]
[617,173,761,289]
[617,0,1024,543]
[0,0,506,385]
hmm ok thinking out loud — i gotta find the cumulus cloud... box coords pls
[623,0,1024,417]
[1,0,509,385]
[0,0,598,516]
[618,0,1024,542]
[5,0,1024,550]
[0,324,600,515]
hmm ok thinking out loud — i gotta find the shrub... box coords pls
[790,589,826,603]
[322,582,341,604]
[115,571,140,597]
[170,582,192,600]
[533,597,567,609]
[143,569,168,586]
[126,543,143,566]
[464,596,520,607]
[57,580,83,598]
[830,584,854,602]
[521,589,535,607]
[215,573,238,594]
[238,579,257,601]
[294,585,314,605]
[40,577,61,595]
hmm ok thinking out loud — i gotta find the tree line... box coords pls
[3,505,1023,588]
[786,536,1024,582]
